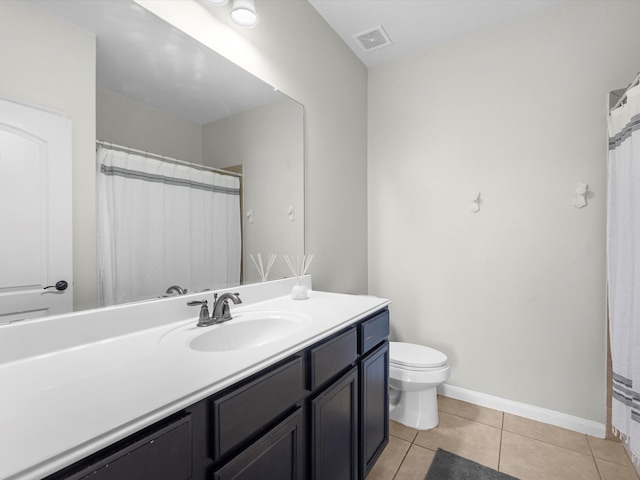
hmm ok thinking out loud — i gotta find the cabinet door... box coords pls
[311,367,358,480]
[213,409,303,480]
[360,341,389,479]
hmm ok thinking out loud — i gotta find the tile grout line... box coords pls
[390,434,416,480]
[586,435,605,480]
[497,412,505,473]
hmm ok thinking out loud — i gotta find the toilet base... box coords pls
[389,385,439,430]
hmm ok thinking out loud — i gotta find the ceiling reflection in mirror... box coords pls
[30,0,304,309]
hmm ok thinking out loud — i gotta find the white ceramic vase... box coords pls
[291,284,308,300]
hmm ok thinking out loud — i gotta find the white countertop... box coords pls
[0,284,389,480]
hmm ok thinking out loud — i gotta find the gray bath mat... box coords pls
[425,449,519,480]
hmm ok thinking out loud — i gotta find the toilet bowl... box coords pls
[389,342,450,430]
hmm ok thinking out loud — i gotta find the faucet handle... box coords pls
[187,300,211,327]
[187,299,207,307]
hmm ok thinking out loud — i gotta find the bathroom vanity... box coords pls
[0,279,390,480]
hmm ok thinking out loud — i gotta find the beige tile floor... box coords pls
[367,396,639,480]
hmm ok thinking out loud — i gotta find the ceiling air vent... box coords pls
[353,25,392,52]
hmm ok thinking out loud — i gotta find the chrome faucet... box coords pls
[166,285,187,295]
[187,292,242,327]
[211,292,242,322]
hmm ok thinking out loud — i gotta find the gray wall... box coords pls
[203,98,305,284]
[368,0,640,423]
[0,1,97,312]
[97,88,203,164]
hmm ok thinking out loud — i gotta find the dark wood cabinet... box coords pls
[358,310,389,355]
[213,409,304,480]
[45,414,192,480]
[308,327,357,390]
[211,356,303,461]
[311,367,359,480]
[48,308,390,480]
[359,341,389,479]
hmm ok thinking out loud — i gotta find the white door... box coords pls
[0,97,73,324]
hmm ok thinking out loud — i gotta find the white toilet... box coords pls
[388,342,450,430]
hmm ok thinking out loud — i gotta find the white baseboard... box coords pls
[438,384,606,438]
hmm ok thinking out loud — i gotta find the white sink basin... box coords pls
[161,311,312,353]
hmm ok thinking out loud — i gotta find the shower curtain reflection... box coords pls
[97,145,241,306]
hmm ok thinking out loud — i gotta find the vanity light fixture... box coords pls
[204,0,258,28]
[231,0,259,28]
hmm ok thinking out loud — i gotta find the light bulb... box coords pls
[231,0,258,27]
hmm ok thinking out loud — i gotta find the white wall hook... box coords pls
[572,182,588,209]
[288,205,295,222]
[470,191,481,213]
[246,209,255,224]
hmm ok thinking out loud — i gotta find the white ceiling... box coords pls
[308,0,567,68]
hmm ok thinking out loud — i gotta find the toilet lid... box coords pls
[389,342,448,368]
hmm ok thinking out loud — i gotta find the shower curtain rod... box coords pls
[610,71,640,113]
[96,140,242,178]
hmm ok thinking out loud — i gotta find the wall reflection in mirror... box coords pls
[20,0,303,314]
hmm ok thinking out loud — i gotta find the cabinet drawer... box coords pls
[48,414,192,480]
[359,310,389,355]
[309,327,357,390]
[212,356,303,460]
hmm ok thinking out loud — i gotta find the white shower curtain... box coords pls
[608,83,640,462]
[97,146,241,306]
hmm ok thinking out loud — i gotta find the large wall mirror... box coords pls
[26,0,304,312]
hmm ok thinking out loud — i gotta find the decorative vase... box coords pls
[291,284,308,300]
